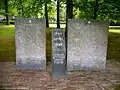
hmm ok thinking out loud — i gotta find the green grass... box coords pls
[107,29,120,61]
[0,25,120,62]
[0,25,15,62]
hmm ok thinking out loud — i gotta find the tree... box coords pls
[0,0,4,15]
[59,0,66,24]
[93,0,99,20]
[66,0,73,33]
[19,0,23,17]
[47,1,56,24]
[57,0,60,28]
[45,0,49,27]
[4,0,9,25]
[98,0,120,25]
[66,0,73,19]
[65,0,73,62]
[66,0,73,36]
[66,0,73,29]
[1,0,120,25]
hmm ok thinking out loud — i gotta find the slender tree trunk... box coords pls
[94,0,99,20]
[4,0,9,25]
[65,0,73,69]
[57,0,60,28]
[66,0,73,37]
[45,0,49,28]
[65,0,73,39]
[67,0,73,19]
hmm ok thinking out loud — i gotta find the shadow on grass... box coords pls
[0,84,14,90]
[46,28,52,64]
[107,32,120,62]
[113,84,120,90]
[0,85,8,90]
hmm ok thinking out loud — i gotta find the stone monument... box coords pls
[67,19,109,71]
[52,29,66,78]
[15,18,46,70]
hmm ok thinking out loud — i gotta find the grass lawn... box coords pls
[0,25,120,62]
[108,29,120,61]
[0,25,16,62]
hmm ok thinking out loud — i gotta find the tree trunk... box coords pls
[66,0,73,38]
[65,0,73,68]
[57,0,60,28]
[45,0,49,28]
[66,0,73,36]
[94,0,99,20]
[67,0,73,19]
[4,0,9,25]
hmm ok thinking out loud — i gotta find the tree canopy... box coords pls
[0,0,120,25]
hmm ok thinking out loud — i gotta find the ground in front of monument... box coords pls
[0,61,120,90]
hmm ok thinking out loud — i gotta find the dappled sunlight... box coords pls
[109,29,120,34]
[0,25,14,28]
[49,24,65,28]
[109,26,120,29]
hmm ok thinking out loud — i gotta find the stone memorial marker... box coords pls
[15,18,46,70]
[52,29,66,78]
[67,19,109,71]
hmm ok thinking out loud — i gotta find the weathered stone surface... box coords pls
[52,29,66,78]
[67,19,109,71]
[15,18,46,70]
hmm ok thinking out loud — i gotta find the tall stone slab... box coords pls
[15,18,46,70]
[52,29,66,78]
[67,19,109,71]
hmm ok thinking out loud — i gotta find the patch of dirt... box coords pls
[0,61,120,90]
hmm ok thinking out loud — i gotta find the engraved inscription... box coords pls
[52,29,65,64]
